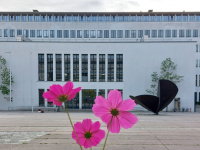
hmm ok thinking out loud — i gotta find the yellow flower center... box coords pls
[58,95,68,102]
[110,108,119,116]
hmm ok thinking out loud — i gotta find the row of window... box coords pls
[39,89,123,108]
[1,14,200,22]
[195,75,200,86]
[194,92,200,103]
[1,29,199,38]
[38,54,123,82]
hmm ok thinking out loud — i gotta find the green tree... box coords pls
[146,58,183,96]
[0,56,14,95]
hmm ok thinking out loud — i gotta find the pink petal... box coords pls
[109,116,120,133]
[90,137,100,147]
[117,99,136,111]
[118,111,138,129]
[72,131,85,146]
[62,81,73,95]
[43,91,57,100]
[92,129,105,140]
[92,105,111,118]
[84,139,90,149]
[73,122,85,134]
[49,84,63,96]
[82,119,92,132]
[94,96,111,110]
[108,90,122,108]
[52,101,63,106]
[68,87,81,100]
[90,121,100,133]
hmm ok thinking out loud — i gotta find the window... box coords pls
[130,16,136,21]
[158,30,164,37]
[63,30,69,38]
[157,16,162,21]
[124,16,129,21]
[163,16,168,21]
[176,16,181,21]
[196,44,198,52]
[150,16,155,21]
[3,15,8,21]
[47,15,53,21]
[64,54,70,81]
[73,54,79,81]
[84,30,89,38]
[172,30,177,37]
[169,15,175,21]
[73,16,78,22]
[111,30,116,38]
[86,16,91,22]
[196,75,198,86]
[143,16,149,21]
[195,92,197,103]
[79,16,85,21]
[37,30,42,38]
[41,15,46,21]
[92,16,97,22]
[57,30,62,38]
[116,54,123,82]
[60,16,64,21]
[0,16,1,21]
[117,30,123,38]
[165,30,171,38]
[10,29,15,37]
[28,15,33,21]
[9,15,15,21]
[138,30,143,38]
[77,30,82,38]
[182,15,188,21]
[145,30,150,38]
[125,30,130,38]
[196,15,200,21]
[97,30,103,38]
[131,30,136,38]
[104,30,109,38]
[98,16,103,21]
[4,29,8,37]
[118,16,123,21]
[50,30,55,38]
[30,30,35,37]
[99,54,105,82]
[66,16,72,21]
[179,30,184,37]
[23,29,29,37]
[186,30,191,37]
[111,16,116,21]
[70,30,76,38]
[193,29,198,37]
[0,29,2,37]
[90,54,96,82]
[35,15,40,21]
[54,16,60,21]
[108,54,114,82]
[56,54,62,81]
[22,15,27,21]
[39,89,45,107]
[196,59,198,67]
[152,30,157,38]
[137,16,142,21]
[47,54,53,81]
[105,16,110,21]
[43,30,49,38]
[17,29,22,36]
[189,15,194,21]
[16,16,20,21]
[90,30,96,38]
[38,54,44,81]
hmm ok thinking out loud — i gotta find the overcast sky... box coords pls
[0,0,199,12]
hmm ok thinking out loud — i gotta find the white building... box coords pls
[0,10,198,111]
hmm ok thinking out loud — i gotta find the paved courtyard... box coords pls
[0,111,200,150]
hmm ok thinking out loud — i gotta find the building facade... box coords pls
[0,10,198,111]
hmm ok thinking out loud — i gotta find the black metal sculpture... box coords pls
[130,79,178,114]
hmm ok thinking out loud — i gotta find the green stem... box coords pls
[103,116,113,150]
[66,105,83,150]
[89,139,92,150]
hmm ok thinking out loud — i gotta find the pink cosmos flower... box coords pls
[92,90,138,133]
[43,81,81,106]
[72,119,105,149]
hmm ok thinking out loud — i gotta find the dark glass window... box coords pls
[38,54,44,81]
[99,54,105,82]
[70,30,76,38]
[50,30,55,38]
[37,30,42,38]
[39,89,45,107]
[4,29,8,37]
[82,54,88,82]
[10,29,15,37]
[17,29,22,36]
[30,30,35,37]
[145,30,150,38]
[47,89,53,107]
[104,30,109,38]
[64,54,70,81]
[98,89,105,97]
[57,30,62,38]
[138,30,143,38]
[125,30,130,38]
[82,89,96,109]
[90,54,96,82]
[47,54,53,81]
[195,92,197,103]
[84,30,89,38]
[23,29,29,37]
[179,30,185,37]
[172,30,177,37]
[73,54,79,81]
[64,30,69,38]
[116,54,123,82]
[108,54,114,82]
[56,54,62,81]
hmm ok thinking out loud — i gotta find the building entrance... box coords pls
[82,89,96,109]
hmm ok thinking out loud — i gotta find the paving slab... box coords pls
[0,111,200,150]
